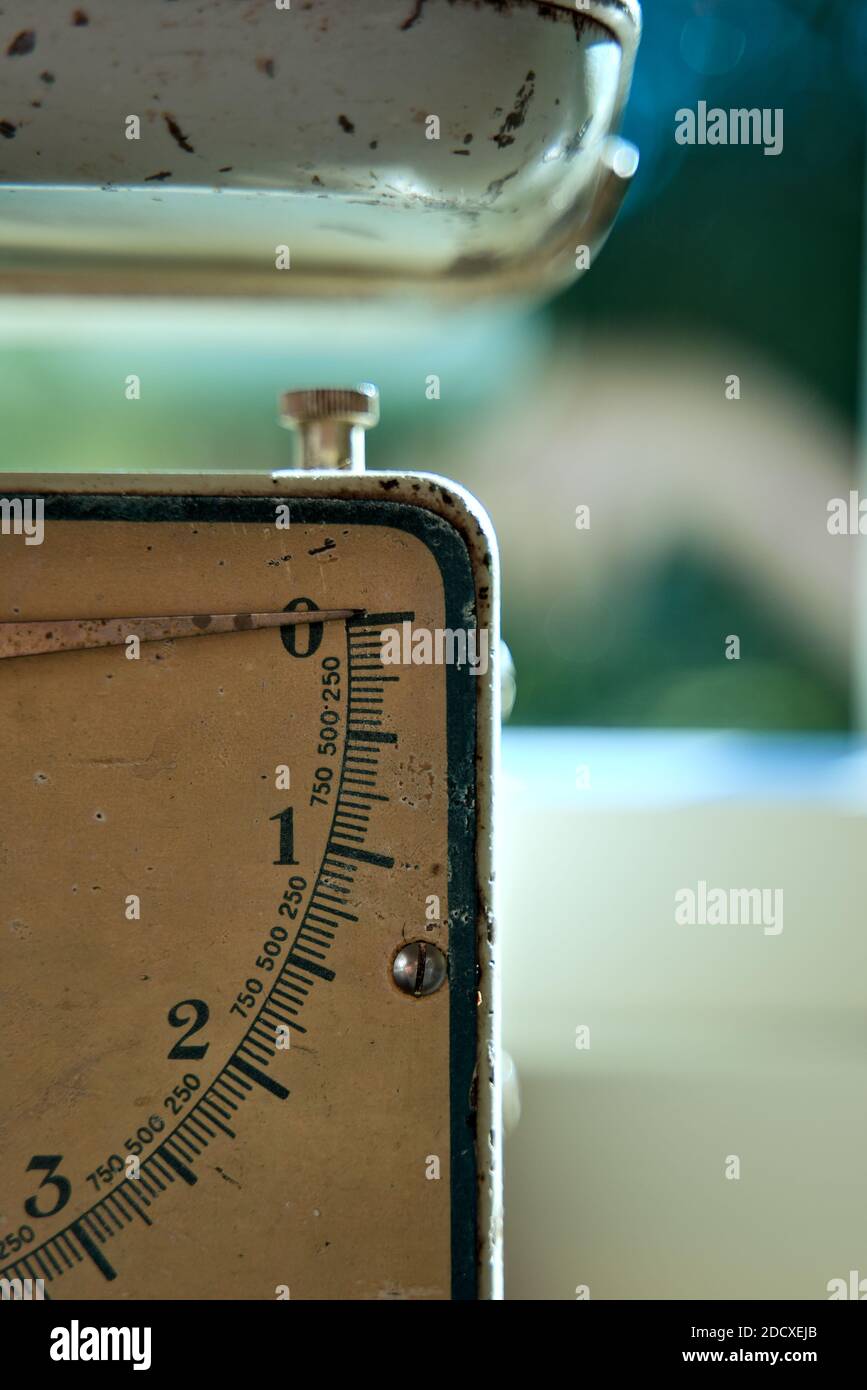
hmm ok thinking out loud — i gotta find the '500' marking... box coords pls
[231,876,307,1019]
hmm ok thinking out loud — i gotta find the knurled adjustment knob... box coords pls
[279,383,380,472]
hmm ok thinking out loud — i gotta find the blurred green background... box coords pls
[1,0,864,731]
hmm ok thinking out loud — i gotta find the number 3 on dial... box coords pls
[23,1154,72,1219]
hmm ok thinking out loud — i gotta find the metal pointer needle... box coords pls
[0,609,361,660]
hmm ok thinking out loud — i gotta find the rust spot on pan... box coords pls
[163,113,195,153]
[400,0,426,29]
[492,70,536,149]
[6,30,36,57]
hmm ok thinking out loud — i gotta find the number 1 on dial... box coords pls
[271,806,298,865]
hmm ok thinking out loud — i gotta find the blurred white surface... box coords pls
[500,729,867,1300]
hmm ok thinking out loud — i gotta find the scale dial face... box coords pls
[0,489,483,1301]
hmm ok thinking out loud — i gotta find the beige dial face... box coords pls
[0,493,479,1301]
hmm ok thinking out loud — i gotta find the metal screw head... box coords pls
[280,384,380,430]
[392,941,447,997]
[278,383,380,473]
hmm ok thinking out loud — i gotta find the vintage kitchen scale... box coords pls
[0,0,640,1302]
